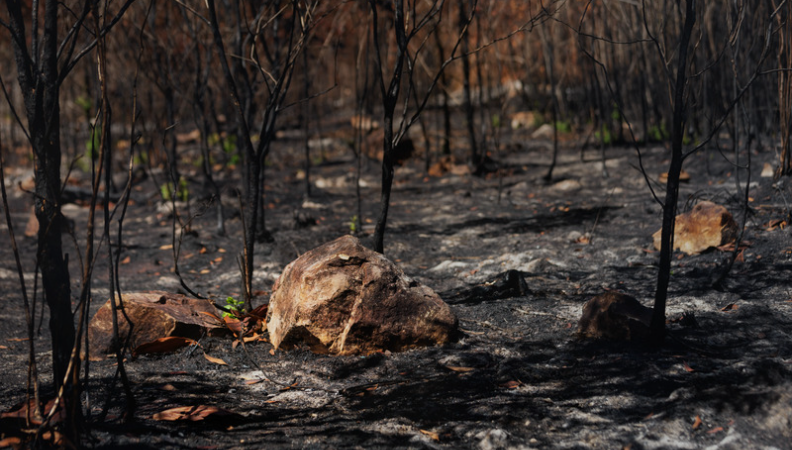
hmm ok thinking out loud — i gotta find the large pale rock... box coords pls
[531,123,555,139]
[88,291,222,357]
[577,291,653,341]
[266,235,458,355]
[652,201,738,255]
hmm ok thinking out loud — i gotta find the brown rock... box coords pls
[350,114,380,132]
[510,111,538,130]
[266,235,458,355]
[364,129,415,165]
[652,201,738,255]
[24,206,37,237]
[428,155,472,178]
[428,155,453,177]
[87,291,222,358]
[577,292,653,341]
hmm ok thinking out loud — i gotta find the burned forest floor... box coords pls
[1,128,792,450]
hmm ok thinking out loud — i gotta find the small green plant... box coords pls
[554,120,572,133]
[75,95,92,116]
[349,215,359,234]
[160,176,189,202]
[85,127,101,154]
[223,296,246,319]
[491,114,501,128]
[682,132,699,146]
[209,133,240,165]
[132,150,149,166]
[648,123,670,142]
[595,125,613,145]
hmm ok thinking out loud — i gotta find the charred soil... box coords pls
[1,135,792,449]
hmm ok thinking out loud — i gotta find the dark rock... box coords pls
[441,270,530,305]
[576,291,653,341]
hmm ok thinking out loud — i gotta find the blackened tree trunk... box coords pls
[650,0,696,344]
[5,0,77,434]
[458,0,479,170]
[207,0,309,305]
[777,0,792,177]
[540,23,560,182]
[370,0,407,254]
[433,29,452,156]
[7,0,73,392]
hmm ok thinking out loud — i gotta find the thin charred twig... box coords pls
[0,129,43,425]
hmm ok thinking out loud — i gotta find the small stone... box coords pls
[652,201,737,255]
[761,162,774,178]
[577,291,653,341]
[551,179,582,192]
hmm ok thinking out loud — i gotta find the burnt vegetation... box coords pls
[1,0,791,448]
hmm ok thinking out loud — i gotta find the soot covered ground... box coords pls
[1,135,791,449]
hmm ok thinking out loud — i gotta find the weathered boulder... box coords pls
[531,123,555,140]
[577,291,653,341]
[652,201,738,255]
[266,235,458,355]
[87,291,222,358]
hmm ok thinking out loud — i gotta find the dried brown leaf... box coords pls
[445,366,474,373]
[721,303,739,312]
[198,310,223,325]
[420,429,440,441]
[692,415,702,429]
[223,316,243,336]
[707,426,724,434]
[0,437,22,447]
[683,361,695,373]
[203,353,228,365]
[152,405,237,422]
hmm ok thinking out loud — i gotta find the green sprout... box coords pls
[491,114,501,128]
[223,296,246,319]
[595,125,612,145]
[349,215,359,234]
[554,120,572,133]
[648,123,670,142]
[160,176,189,202]
[75,95,92,116]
